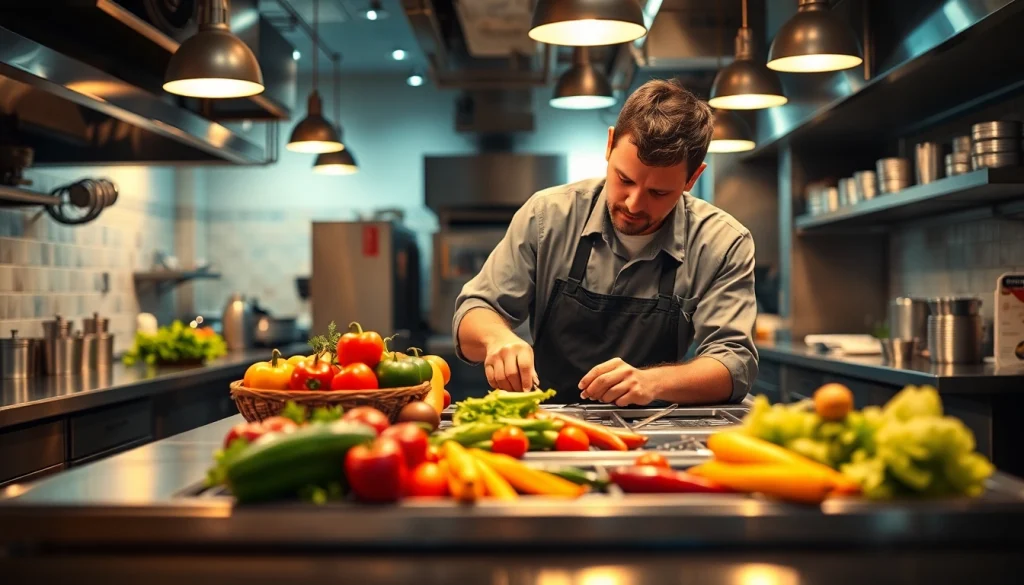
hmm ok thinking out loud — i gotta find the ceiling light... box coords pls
[314,148,359,174]
[529,0,647,47]
[550,47,616,110]
[163,0,264,98]
[391,49,407,61]
[361,0,389,21]
[767,0,863,73]
[406,73,424,87]
[287,0,343,153]
[292,50,301,61]
[708,110,755,153]
[709,0,787,110]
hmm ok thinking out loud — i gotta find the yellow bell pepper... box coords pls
[425,361,446,414]
[243,349,295,390]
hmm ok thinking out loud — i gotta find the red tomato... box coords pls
[342,406,390,436]
[260,416,298,434]
[405,462,449,497]
[492,426,529,459]
[331,363,379,390]
[425,444,442,463]
[223,421,266,448]
[345,437,407,503]
[443,390,451,410]
[634,453,670,468]
[337,322,385,367]
[289,359,335,390]
[380,423,429,468]
[555,427,590,452]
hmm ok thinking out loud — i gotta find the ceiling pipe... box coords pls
[274,0,341,66]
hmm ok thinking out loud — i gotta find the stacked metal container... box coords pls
[970,121,1022,170]
[927,297,984,364]
[876,157,913,194]
[945,136,972,176]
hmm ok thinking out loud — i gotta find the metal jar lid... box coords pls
[83,312,110,334]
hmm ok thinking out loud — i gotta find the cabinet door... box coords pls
[0,421,65,484]
[69,400,153,462]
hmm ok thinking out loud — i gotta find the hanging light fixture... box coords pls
[708,109,755,153]
[529,0,647,47]
[767,0,863,73]
[314,57,358,175]
[550,47,616,110]
[287,0,343,153]
[360,0,389,21]
[164,0,264,98]
[709,0,786,110]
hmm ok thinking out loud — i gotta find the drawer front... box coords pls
[69,400,153,461]
[0,421,65,484]
[1,462,65,488]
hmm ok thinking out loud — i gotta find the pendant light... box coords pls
[767,0,863,73]
[550,47,616,110]
[164,0,264,98]
[529,0,647,47]
[709,0,786,110]
[708,109,755,153]
[287,0,343,154]
[314,58,358,175]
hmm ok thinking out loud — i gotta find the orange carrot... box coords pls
[689,461,834,504]
[707,432,860,494]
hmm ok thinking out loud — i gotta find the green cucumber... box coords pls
[549,467,610,491]
[469,440,493,451]
[495,418,561,432]
[431,422,504,446]
[226,421,375,503]
[526,429,559,450]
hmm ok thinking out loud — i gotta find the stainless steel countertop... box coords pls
[757,341,1024,393]
[4,414,1024,552]
[0,343,310,429]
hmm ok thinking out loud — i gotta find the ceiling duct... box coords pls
[455,89,534,134]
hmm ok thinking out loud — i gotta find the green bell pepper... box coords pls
[375,353,425,388]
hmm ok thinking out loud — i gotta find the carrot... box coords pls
[689,461,834,504]
[470,449,586,498]
[542,411,629,451]
[609,428,649,450]
[707,432,860,494]
[443,441,484,502]
[472,455,518,500]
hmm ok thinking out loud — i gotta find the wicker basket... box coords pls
[230,380,432,423]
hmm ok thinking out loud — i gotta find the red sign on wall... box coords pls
[362,225,379,257]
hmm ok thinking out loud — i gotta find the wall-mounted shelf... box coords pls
[134,271,222,289]
[0,185,59,207]
[796,167,1024,233]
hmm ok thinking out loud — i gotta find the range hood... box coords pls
[0,0,297,165]
[425,154,567,215]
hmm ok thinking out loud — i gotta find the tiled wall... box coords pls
[0,166,177,353]
[889,218,1024,324]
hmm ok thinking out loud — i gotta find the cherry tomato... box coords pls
[554,426,590,452]
[634,452,670,468]
[260,416,298,434]
[342,406,390,435]
[491,426,529,459]
[425,444,442,463]
[345,437,407,503]
[337,322,385,367]
[405,462,449,497]
[223,421,266,448]
[381,423,430,468]
[443,390,451,410]
[331,363,379,390]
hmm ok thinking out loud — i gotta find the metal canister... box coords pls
[890,297,929,351]
[45,335,83,375]
[82,312,110,335]
[42,315,72,339]
[926,296,983,364]
[0,330,31,379]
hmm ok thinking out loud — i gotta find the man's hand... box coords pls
[579,358,659,406]
[484,334,537,392]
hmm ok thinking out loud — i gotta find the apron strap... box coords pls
[656,255,679,311]
[566,191,603,294]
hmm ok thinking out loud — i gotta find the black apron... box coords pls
[533,193,685,403]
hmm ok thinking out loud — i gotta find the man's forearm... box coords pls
[457,307,518,363]
[648,357,733,404]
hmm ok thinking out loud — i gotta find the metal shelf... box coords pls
[0,185,59,207]
[134,271,222,285]
[796,167,1024,233]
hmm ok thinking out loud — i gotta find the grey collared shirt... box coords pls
[453,177,758,402]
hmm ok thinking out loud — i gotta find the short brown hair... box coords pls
[613,79,713,174]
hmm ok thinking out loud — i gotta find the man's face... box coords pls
[603,129,706,236]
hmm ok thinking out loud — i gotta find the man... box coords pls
[452,79,758,406]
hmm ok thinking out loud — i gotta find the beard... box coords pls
[609,203,654,235]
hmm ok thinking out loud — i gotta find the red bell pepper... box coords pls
[609,465,731,494]
[337,322,385,367]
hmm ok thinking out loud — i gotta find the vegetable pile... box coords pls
[738,384,994,499]
[241,322,450,413]
[206,401,588,504]
[123,320,226,366]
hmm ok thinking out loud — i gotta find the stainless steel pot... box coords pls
[890,297,929,349]
[927,296,982,316]
[254,316,299,347]
[928,315,983,364]
[0,330,31,379]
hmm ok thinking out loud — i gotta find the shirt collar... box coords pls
[581,179,687,263]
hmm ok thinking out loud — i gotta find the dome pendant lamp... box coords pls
[709,0,786,110]
[287,0,343,153]
[550,47,616,110]
[708,109,755,153]
[767,0,863,73]
[164,0,265,98]
[529,0,647,47]
[314,59,358,175]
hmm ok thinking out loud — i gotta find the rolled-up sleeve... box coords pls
[691,232,758,402]
[452,197,540,363]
